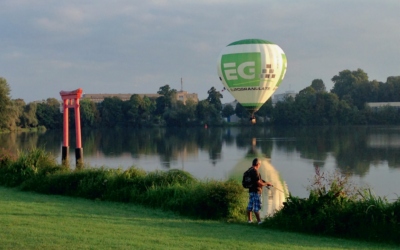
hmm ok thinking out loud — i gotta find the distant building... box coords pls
[176,91,198,104]
[366,102,400,112]
[82,93,160,103]
[272,91,297,106]
[82,92,198,104]
[32,100,47,104]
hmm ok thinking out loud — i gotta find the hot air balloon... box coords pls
[217,39,287,123]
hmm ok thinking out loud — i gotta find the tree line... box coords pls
[1,69,400,131]
[273,69,400,125]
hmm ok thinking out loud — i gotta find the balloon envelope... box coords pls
[217,39,287,114]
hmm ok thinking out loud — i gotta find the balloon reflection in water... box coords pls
[230,151,289,218]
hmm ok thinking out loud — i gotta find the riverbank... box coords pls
[1,187,397,250]
[0,126,46,134]
[1,147,399,244]
[0,147,247,221]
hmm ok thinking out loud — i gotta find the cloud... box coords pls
[34,5,91,34]
[49,60,74,69]
[1,0,400,102]
[5,52,23,59]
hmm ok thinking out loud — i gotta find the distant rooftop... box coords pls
[82,92,198,104]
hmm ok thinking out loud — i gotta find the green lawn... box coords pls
[0,187,397,250]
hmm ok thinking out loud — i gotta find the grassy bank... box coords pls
[1,147,400,244]
[262,172,400,243]
[0,147,247,221]
[1,187,397,250]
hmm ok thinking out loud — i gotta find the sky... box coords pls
[1,0,399,103]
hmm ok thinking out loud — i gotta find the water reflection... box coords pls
[229,148,289,218]
[270,126,400,175]
[1,126,400,177]
[2,126,400,198]
[0,130,61,157]
[90,128,225,167]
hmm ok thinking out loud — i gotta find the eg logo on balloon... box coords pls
[221,52,262,88]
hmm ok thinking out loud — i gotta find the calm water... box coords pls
[2,126,400,207]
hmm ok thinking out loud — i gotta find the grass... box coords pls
[0,147,247,221]
[0,187,398,250]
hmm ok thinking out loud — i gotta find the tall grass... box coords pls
[0,147,61,187]
[0,147,247,221]
[262,167,400,243]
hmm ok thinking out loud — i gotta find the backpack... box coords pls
[242,167,254,189]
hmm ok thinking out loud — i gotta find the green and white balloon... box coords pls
[217,39,287,115]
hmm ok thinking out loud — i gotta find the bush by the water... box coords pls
[0,147,246,221]
[262,167,400,243]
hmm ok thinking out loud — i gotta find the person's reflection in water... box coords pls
[230,148,289,221]
[246,158,272,224]
[257,157,289,218]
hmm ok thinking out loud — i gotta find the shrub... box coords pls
[262,167,400,243]
[139,179,246,220]
[1,147,246,221]
[37,125,47,131]
[0,147,60,187]
[307,166,362,200]
[0,148,16,167]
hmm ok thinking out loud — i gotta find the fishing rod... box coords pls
[266,185,285,194]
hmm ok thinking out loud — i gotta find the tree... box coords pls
[314,92,339,125]
[126,94,145,127]
[294,92,314,125]
[351,80,379,109]
[221,104,235,119]
[235,103,251,120]
[255,99,273,121]
[378,77,400,102]
[80,99,100,128]
[36,98,62,129]
[298,86,316,96]
[6,99,25,130]
[0,77,12,129]
[337,100,355,125]
[184,99,197,120]
[271,96,297,125]
[142,96,156,116]
[206,87,223,111]
[156,85,177,112]
[208,104,223,124]
[311,79,326,92]
[20,102,38,128]
[100,97,124,127]
[196,100,210,123]
[377,106,400,125]
[331,69,368,99]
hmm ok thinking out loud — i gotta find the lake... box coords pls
[1,126,400,216]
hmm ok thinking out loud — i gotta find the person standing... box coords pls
[247,158,272,224]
